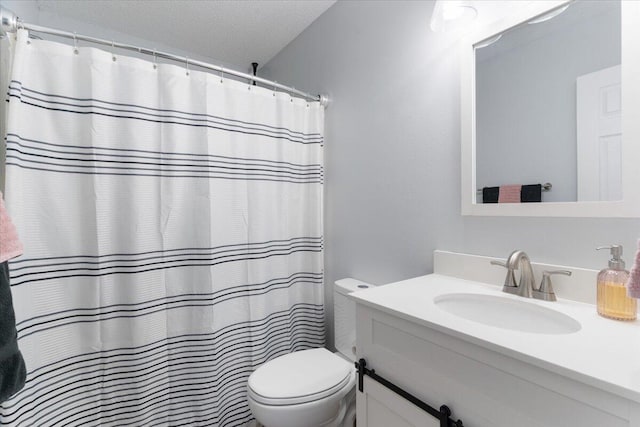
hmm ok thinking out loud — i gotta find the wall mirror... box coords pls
[461,0,640,217]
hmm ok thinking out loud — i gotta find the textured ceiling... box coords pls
[35,0,336,68]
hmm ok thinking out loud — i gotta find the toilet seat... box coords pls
[248,348,354,406]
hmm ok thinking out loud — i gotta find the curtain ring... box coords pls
[111,41,116,62]
[185,57,190,76]
[18,21,30,44]
[73,32,79,54]
[153,49,157,70]
[219,66,224,83]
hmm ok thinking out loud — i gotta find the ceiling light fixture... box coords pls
[430,0,478,33]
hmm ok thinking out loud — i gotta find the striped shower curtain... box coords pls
[1,29,324,426]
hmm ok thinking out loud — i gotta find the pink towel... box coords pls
[627,240,640,299]
[0,192,23,263]
[498,185,521,203]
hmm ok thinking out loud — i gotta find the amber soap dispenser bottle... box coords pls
[596,245,637,321]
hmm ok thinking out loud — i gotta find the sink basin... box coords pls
[434,293,581,334]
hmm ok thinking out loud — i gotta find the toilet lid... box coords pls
[248,348,353,405]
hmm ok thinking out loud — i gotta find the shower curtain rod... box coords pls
[0,7,329,107]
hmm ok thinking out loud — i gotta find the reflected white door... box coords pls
[576,64,622,201]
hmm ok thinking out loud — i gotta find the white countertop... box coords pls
[350,274,640,403]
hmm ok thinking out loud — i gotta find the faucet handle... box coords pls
[533,270,572,301]
[490,259,517,289]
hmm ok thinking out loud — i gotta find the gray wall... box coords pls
[261,0,640,349]
[476,1,620,202]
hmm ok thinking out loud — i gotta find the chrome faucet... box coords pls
[491,250,572,300]
[491,250,536,298]
[506,250,535,298]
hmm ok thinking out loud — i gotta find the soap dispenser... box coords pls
[596,245,637,321]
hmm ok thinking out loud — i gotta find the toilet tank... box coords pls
[334,278,374,361]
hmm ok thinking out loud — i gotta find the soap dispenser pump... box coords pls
[596,245,637,321]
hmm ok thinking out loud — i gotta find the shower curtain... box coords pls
[0,29,324,426]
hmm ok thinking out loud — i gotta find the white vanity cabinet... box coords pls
[353,275,640,427]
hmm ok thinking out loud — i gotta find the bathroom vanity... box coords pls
[352,252,640,427]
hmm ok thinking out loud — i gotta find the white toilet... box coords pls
[247,278,373,427]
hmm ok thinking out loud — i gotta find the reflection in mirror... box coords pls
[474,1,621,204]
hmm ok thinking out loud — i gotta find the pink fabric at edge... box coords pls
[627,240,640,299]
[498,185,522,203]
[0,191,23,263]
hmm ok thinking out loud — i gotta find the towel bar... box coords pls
[476,182,552,193]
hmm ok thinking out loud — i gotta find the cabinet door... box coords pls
[356,376,439,427]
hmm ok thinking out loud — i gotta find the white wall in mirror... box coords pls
[461,0,640,217]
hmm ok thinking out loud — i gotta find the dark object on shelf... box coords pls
[521,184,543,202]
[482,186,499,203]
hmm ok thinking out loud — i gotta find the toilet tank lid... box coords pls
[335,278,374,295]
[248,348,352,402]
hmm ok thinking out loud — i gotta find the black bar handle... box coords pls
[356,358,366,392]
[355,358,464,427]
[440,405,451,427]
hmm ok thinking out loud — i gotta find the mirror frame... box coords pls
[461,0,640,217]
